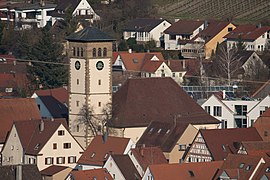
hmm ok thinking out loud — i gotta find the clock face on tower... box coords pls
[75,61,81,70]
[96,61,104,71]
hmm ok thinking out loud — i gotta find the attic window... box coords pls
[34,144,40,150]
[91,152,96,158]
[239,163,245,169]
[246,165,252,171]
[133,59,138,63]
[148,128,154,134]
[157,129,162,134]
[188,170,195,177]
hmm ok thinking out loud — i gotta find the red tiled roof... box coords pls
[14,118,67,155]
[0,98,41,143]
[261,107,270,117]
[164,20,204,35]
[200,128,263,161]
[113,52,165,72]
[110,77,219,128]
[40,165,71,176]
[70,168,113,180]
[77,135,131,166]
[0,54,16,64]
[254,116,270,141]
[35,87,68,104]
[131,147,168,171]
[111,154,141,179]
[149,161,223,180]
[165,60,186,72]
[224,24,270,41]
[0,73,28,89]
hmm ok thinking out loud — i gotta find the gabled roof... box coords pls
[77,135,131,166]
[39,96,68,119]
[164,20,204,35]
[70,168,113,180]
[0,98,41,143]
[66,26,114,42]
[0,164,42,180]
[195,20,233,43]
[224,24,270,41]
[241,141,270,158]
[200,127,263,161]
[112,51,165,72]
[111,154,141,179]
[149,161,223,180]
[123,18,168,32]
[34,87,68,104]
[165,60,186,72]
[40,165,71,176]
[110,77,219,128]
[254,113,270,141]
[214,154,263,180]
[137,121,190,152]
[251,80,270,99]
[130,147,168,171]
[14,118,67,155]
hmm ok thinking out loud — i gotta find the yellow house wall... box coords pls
[205,23,236,59]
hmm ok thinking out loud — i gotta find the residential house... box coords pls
[142,161,223,180]
[1,118,84,171]
[224,24,270,51]
[128,147,168,177]
[123,18,171,47]
[0,98,41,152]
[51,0,100,25]
[40,165,72,180]
[109,77,219,142]
[0,57,29,97]
[137,122,199,163]
[67,168,113,180]
[164,20,204,50]
[184,127,262,162]
[0,1,56,29]
[214,154,266,180]
[247,95,270,124]
[103,154,141,180]
[32,95,68,120]
[0,164,42,180]
[188,20,236,59]
[165,59,187,84]
[254,108,270,142]
[76,135,134,170]
[237,141,270,157]
[202,94,259,128]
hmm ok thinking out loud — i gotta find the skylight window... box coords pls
[246,165,252,171]
[166,129,170,134]
[133,59,138,63]
[221,145,226,152]
[239,163,245,169]
[104,153,108,159]
[188,170,195,177]
[91,152,96,158]
[148,128,154,134]
[157,129,162,134]
[34,144,40,150]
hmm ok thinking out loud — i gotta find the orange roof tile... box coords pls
[77,135,131,166]
[149,161,223,180]
[70,168,113,180]
[0,98,41,143]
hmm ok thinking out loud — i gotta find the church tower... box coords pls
[66,27,114,148]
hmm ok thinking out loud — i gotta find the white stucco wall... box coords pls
[247,95,270,123]
[142,167,153,180]
[123,127,147,143]
[104,156,125,180]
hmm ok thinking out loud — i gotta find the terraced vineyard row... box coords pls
[158,0,270,23]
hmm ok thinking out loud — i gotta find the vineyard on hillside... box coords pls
[155,0,270,24]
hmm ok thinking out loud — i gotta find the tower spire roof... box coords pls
[66,26,114,42]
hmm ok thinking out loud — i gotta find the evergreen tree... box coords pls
[27,27,68,90]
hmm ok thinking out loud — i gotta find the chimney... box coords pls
[16,165,22,180]
[222,90,226,99]
[39,120,44,132]
[168,60,170,67]
[13,60,16,66]
[128,49,132,53]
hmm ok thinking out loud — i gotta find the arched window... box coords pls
[77,47,80,56]
[73,47,76,56]
[98,48,102,57]
[81,47,83,57]
[93,48,96,57]
[103,47,107,57]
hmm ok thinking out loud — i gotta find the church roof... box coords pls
[66,27,114,42]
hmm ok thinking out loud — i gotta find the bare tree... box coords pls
[216,45,242,85]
